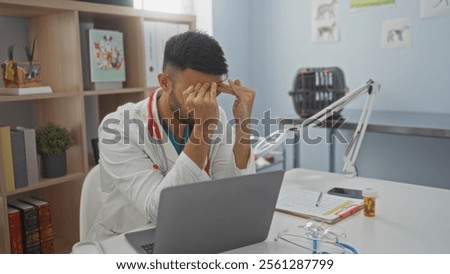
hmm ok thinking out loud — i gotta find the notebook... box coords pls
[125,170,285,254]
[276,185,364,224]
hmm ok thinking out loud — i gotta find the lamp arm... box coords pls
[301,79,378,128]
[254,79,381,177]
[342,80,380,176]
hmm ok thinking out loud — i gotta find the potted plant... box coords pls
[36,124,73,178]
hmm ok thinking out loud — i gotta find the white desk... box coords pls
[100,168,450,254]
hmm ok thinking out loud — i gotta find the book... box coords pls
[80,22,94,90]
[177,23,189,34]
[144,20,158,87]
[144,21,187,88]
[0,86,52,95]
[0,136,3,189]
[88,29,126,83]
[8,200,41,253]
[20,197,55,254]
[10,129,29,189]
[16,127,39,185]
[7,206,24,254]
[154,22,179,80]
[276,186,364,224]
[0,126,15,192]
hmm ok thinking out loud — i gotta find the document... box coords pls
[276,185,363,224]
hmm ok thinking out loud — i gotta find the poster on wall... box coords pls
[381,18,412,49]
[311,0,340,43]
[421,0,450,19]
[89,29,126,84]
[351,0,395,9]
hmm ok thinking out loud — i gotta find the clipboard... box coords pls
[276,187,364,224]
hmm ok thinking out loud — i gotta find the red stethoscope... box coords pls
[147,90,210,176]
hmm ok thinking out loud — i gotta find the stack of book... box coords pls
[0,126,39,192]
[8,200,41,253]
[7,197,55,254]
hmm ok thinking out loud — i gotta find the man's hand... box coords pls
[183,82,220,130]
[219,79,256,169]
[219,79,256,131]
[182,82,220,170]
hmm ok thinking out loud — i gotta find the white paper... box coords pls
[311,0,340,43]
[381,18,412,49]
[276,186,363,222]
[421,0,450,19]
[144,21,158,87]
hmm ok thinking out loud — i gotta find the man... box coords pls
[88,31,256,241]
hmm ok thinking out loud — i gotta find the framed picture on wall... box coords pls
[88,29,126,87]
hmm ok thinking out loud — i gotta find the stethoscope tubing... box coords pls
[147,90,169,176]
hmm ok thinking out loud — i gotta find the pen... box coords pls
[315,192,323,207]
[338,205,363,218]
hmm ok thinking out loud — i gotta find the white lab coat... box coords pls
[87,90,256,241]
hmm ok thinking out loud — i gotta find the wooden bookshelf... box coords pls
[0,0,195,253]
[83,87,148,96]
[0,92,79,103]
[5,173,86,196]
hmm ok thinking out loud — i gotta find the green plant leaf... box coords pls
[36,123,73,156]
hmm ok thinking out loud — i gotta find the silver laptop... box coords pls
[125,170,284,254]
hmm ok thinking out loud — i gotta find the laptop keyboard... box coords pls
[141,243,155,254]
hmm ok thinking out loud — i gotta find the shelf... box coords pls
[0,0,66,17]
[5,172,86,196]
[0,0,196,254]
[0,0,195,25]
[83,87,149,96]
[0,91,80,103]
[0,0,135,18]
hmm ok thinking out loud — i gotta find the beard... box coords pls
[169,88,193,125]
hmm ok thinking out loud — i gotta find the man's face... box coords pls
[168,68,224,124]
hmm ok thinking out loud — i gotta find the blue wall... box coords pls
[246,0,450,116]
[213,0,450,188]
[213,0,252,116]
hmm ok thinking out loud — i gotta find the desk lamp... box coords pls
[253,79,381,177]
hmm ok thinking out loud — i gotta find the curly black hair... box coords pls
[163,31,228,76]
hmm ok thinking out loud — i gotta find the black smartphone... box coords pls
[327,187,363,199]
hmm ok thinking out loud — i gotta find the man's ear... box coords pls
[158,73,171,92]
